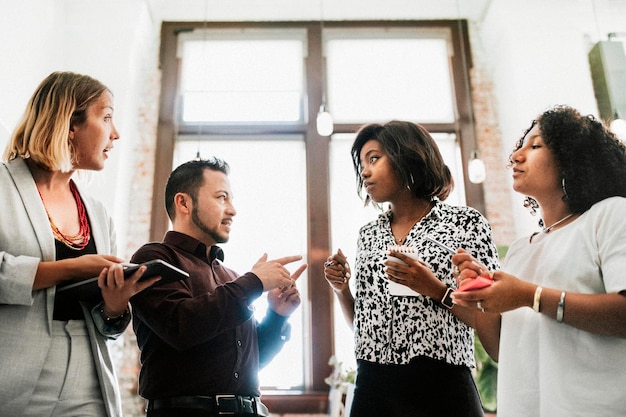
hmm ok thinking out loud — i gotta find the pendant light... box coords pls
[468,150,487,184]
[610,117,626,141]
[317,103,334,136]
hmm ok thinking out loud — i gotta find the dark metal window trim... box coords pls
[151,20,483,414]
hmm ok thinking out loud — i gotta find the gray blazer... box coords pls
[0,158,126,417]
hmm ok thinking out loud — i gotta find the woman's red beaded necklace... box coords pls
[38,180,91,250]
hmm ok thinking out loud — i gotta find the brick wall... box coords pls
[468,21,517,249]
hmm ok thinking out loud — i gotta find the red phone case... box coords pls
[457,276,493,292]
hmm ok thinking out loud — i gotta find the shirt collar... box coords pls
[162,231,224,263]
[209,245,225,262]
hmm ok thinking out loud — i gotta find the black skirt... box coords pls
[348,356,484,417]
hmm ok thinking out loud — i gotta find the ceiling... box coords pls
[144,0,493,23]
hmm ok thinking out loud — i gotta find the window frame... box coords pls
[151,20,483,414]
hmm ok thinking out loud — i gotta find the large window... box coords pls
[325,28,456,123]
[178,29,307,124]
[174,137,308,389]
[153,20,483,413]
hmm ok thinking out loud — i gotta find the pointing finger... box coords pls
[291,264,308,281]
[271,255,304,266]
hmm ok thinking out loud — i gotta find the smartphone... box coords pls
[457,276,493,291]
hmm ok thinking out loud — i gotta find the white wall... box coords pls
[0,0,158,254]
[479,0,626,237]
[1,0,625,247]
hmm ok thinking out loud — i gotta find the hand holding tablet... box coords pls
[56,259,190,304]
[122,259,189,284]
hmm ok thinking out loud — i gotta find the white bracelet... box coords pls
[556,291,566,323]
[533,286,543,313]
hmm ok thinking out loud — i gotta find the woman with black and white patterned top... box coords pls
[324,120,499,417]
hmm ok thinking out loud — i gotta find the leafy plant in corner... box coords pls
[473,244,508,413]
[474,336,497,413]
[325,355,356,395]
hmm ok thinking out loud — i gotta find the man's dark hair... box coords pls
[165,157,230,220]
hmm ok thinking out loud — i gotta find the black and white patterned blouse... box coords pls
[353,200,499,368]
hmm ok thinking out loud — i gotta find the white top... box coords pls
[498,197,626,417]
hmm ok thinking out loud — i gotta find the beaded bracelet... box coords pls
[99,306,130,324]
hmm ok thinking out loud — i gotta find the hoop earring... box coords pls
[407,173,415,190]
[523,196,539,216]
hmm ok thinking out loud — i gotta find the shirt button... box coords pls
[237,340,242,347]
[234,372,239,379]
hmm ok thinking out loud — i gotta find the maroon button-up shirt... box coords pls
[130,231,289,399]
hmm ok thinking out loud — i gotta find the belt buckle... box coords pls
[215,395,238,415]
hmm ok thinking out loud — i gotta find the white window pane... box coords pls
[329,131,464,368]
[329,133,378,370]
[179,36,305,123]
[434,132,466,207]
[174,138,308,389]
[326,35,455,123]
[183,91,302,122]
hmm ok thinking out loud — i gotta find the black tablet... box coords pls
[122,259,189,284]
[55,259,189,305]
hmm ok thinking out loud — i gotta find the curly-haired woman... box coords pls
[452,105,626,417]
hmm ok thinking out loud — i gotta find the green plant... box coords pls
[474,336,497,412]
[325,356,356,394]
[473,244,508,413]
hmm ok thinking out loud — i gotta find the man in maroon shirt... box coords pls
[130,158,306,417]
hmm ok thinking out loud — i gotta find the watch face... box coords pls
[442,288,454,309]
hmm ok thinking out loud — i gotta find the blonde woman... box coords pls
[0,71,157,417]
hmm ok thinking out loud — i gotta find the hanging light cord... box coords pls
[455,2,483,181]
[319,0,326,109]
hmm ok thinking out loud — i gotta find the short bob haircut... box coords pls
[3,71,110,172]
[165,157,230,221]
[351,120,453,208]
[510,105,626,213]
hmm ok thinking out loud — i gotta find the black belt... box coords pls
[146,395,269,416]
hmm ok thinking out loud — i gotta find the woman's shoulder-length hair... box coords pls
[351,120,453,208]
[3,71,110,172]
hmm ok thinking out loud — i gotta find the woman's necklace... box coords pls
[38,180,91,250]
[393,202,432,244]
[541,213,574,233]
